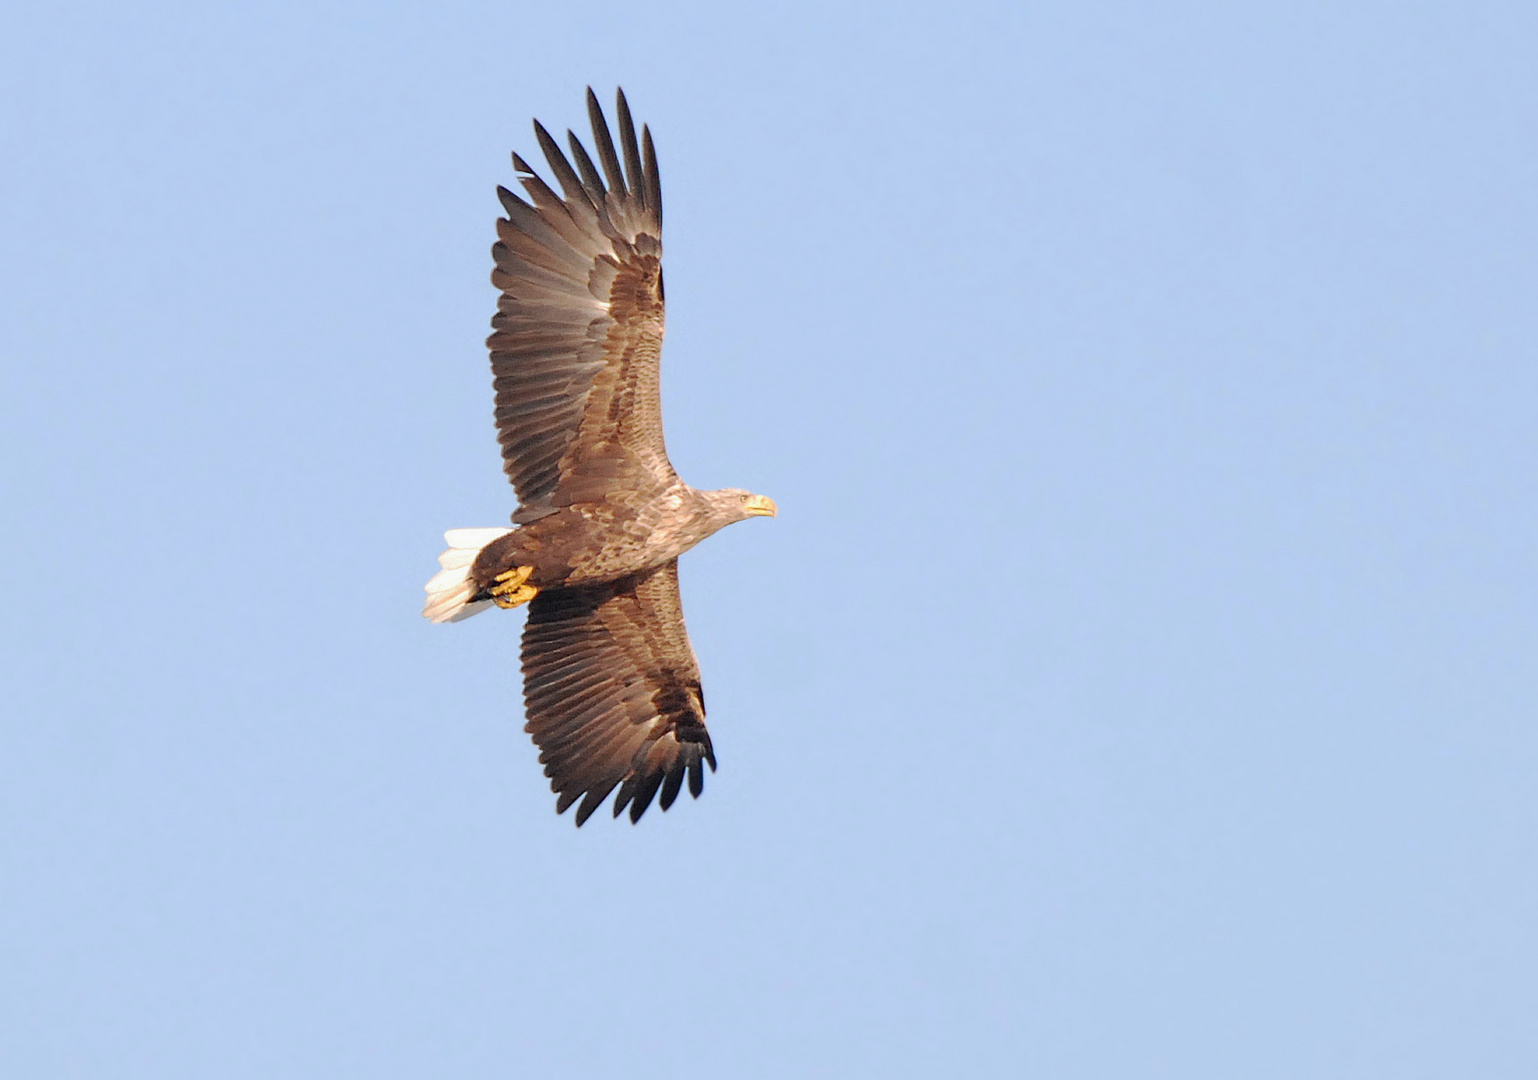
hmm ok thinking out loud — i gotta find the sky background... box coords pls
[3,1,1536,1076]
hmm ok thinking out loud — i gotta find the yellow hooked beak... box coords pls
[744,494,778,518]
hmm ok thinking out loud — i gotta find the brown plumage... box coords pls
[423,89,775,825]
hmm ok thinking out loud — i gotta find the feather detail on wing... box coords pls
[520,560,715,825]
[489,88,675,524]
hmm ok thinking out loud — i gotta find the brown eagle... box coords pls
[423,89,776,826]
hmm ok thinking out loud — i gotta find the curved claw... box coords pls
[490,566,539,609]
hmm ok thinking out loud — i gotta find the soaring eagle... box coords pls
[423,89,776,826]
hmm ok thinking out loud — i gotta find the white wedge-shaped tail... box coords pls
[423,527,515,623]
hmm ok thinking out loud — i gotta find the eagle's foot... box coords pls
[490,566,538,609]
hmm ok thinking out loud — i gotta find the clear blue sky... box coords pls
[3,2,1535,1076]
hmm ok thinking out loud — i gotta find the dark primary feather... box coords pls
[641,126,662,226]
[488,87,672,524]
[520,560,715,825]
[615,93,645,198]
[586,87,629,196]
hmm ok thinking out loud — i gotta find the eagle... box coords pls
[423,89,776,826]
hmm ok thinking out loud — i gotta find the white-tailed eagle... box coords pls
[423,89,775,825]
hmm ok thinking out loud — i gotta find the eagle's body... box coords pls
[423,89,774,825]
[468,484,762,592]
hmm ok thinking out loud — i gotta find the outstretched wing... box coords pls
[489,87,674,524]
[520,560,716,825]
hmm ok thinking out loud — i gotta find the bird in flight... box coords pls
[424,88,776,826]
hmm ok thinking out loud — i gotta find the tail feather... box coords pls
[423,527,514,623]
[436,547,479,570]
[443,527,516,550]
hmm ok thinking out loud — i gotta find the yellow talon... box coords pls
[490,566,538,609]
[492,583,538,609]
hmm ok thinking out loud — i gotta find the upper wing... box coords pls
[489,88,675,524]
[520,560,716,825]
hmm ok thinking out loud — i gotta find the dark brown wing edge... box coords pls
[488,88,667,522]
[520,560,715,825]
